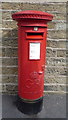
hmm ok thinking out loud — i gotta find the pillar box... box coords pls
[12,10,53,114]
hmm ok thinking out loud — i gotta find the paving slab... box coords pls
[1,94,67,119]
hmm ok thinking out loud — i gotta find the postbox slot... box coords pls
[26,32,43,39]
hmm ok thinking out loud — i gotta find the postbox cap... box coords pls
[12,10,53,21]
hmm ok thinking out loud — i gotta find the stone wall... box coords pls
[0,1,67,94]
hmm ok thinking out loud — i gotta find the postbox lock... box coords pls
[34,27,38,31]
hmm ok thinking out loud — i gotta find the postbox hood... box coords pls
[12,10,53,21]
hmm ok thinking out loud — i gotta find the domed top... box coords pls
[12,10,53,21]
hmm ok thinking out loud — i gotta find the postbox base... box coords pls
[17,96,43,115]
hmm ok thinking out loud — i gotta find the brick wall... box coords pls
[0,2,67,94]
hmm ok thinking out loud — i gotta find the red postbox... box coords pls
[12,10,53,114]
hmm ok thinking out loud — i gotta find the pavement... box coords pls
[1,94,67,119]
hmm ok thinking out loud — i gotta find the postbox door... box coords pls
[18,26,47,100]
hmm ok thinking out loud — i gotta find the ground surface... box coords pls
[1,94,67,119]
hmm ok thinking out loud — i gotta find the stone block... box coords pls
[2,75,18,83]
[48,22,56,29]
[2,21,17,29]
[57,50,66,57]
[52,13,66,20]
[47,41,66,48]
[2,58,18,66]
[2,30,12,38]
[2,11,12,20]
[2,38,18,47]
[2,84,18,94]
[47,41,57,48]
[43,3,66,13]
[0,67,2,74]
[55,23,66,30]
[57,41,66,48]
[2,67,18,75]
[2,2,21,10]
[44,85,66,91]
[0,48,2,57]
[48,30,66,39]
[2,48,18,57]
[46,66,67,76]
[44,76,66,84]
[46,48,57,57]
[46,57,66,66]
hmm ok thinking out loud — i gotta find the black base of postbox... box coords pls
[17,96,43,115]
